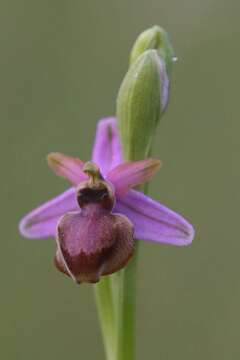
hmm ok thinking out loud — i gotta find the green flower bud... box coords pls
[130,25,175,76]
[117,49,169,160]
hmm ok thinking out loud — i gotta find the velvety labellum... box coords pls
[55,163,134,284]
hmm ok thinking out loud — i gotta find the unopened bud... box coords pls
[117,49,169,160]
[130,25,175,75]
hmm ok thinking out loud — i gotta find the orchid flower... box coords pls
[19,117,194,283]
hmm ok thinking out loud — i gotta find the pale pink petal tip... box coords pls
[47,153,87,186]
[107,158,161,196]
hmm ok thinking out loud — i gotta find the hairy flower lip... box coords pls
[55,208,135,284]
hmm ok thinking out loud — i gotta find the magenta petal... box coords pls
[47,153,87,186]
[107,159,161,197]
[115,190,194,246]
[91,117,123,176]
[19,188,78,239]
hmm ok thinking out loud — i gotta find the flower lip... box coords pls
[55,209,135,284]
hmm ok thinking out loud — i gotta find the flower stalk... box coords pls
[95,277,117,360]
[114,26,175,359]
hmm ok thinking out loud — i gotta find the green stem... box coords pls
[116,245,139,360]
[95,277,117,360]
[115,183,147,360]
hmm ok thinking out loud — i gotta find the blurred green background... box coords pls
[1,0,239,359]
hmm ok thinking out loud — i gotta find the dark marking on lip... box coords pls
[107,124,113,142]
[78,188,108,204]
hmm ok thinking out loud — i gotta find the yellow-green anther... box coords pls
[130,25,175,76]
[117,49,169,160]
[83,161,103,187]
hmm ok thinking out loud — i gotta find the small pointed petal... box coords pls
[19,188,78,239]
[115,190,194,246]
[47,153,87,186]
[107,159,161,197]
[92,117,123,176]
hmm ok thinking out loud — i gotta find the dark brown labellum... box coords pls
[54,162,134,284]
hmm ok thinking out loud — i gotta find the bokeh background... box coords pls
[1,0,239,359]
